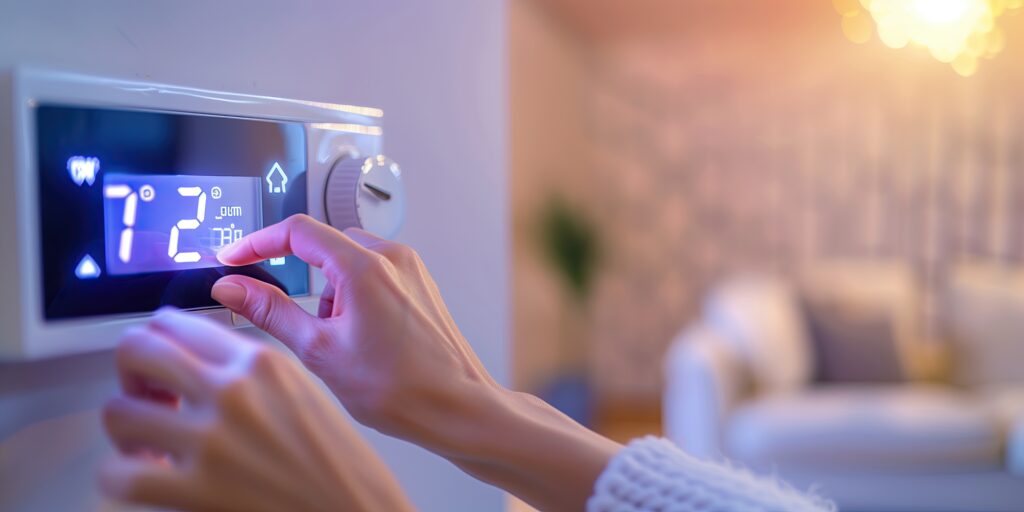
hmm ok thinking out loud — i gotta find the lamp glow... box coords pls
[835,0,1021,76]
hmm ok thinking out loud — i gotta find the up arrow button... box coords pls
[75,254,101,279]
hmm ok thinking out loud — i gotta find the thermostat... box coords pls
[0,69,404,359]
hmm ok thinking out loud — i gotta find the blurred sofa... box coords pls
[664,263,1024,512]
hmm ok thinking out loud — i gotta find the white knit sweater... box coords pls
[587,437,835,512]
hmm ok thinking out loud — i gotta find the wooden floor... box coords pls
[592,400,662,443]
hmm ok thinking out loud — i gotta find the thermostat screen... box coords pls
[37,105,310,320]
[103,174,263,275]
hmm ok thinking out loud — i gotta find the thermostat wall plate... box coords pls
[0,69,404,360]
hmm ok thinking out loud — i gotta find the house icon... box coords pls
[266,162,288,194]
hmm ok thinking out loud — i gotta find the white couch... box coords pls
[664,268,1024,512]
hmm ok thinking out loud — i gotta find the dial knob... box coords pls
[325,155,405,239]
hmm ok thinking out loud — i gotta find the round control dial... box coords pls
[325,155,405,239]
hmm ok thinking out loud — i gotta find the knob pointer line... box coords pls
[362,182,392,201]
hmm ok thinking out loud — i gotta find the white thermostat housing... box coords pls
[0,69,404,359]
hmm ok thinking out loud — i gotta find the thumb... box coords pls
[211,275,318,354]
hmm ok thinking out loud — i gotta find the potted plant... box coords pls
[536,197,601,425]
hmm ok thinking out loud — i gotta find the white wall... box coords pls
[0,1,509,510]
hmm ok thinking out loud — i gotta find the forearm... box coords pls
[394,381,832,512]
[417,385,621,511]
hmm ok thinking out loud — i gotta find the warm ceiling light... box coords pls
[834,0,1022,76]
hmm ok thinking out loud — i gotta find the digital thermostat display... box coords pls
[103,174,263,275]
[36,105,310,320]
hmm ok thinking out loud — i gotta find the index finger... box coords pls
[217,214,372,283]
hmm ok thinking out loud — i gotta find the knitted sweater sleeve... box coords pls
[586,437,835,512]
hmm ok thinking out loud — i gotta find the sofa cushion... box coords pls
[800,261,927,380]
[725,386,1002,471]
[704,275,812,392]
[948,265,1024,388]
[803,295,906,383]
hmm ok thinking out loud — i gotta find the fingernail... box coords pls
[211,281,247,309]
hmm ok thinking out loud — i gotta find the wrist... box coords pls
[426,384,622,510]
[398,377,512,456]
[469,387,620,472]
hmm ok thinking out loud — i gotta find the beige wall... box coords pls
[512,0,1024,403]
[510,0,593,392]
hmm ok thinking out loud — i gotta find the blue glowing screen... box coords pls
[36,105,310,320]
[103,174,263,275]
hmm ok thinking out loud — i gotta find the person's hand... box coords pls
[212,215,500,451]
[100,309,414,512]
[212,215,620,511]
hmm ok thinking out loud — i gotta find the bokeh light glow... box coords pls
[834,0,1022,75]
